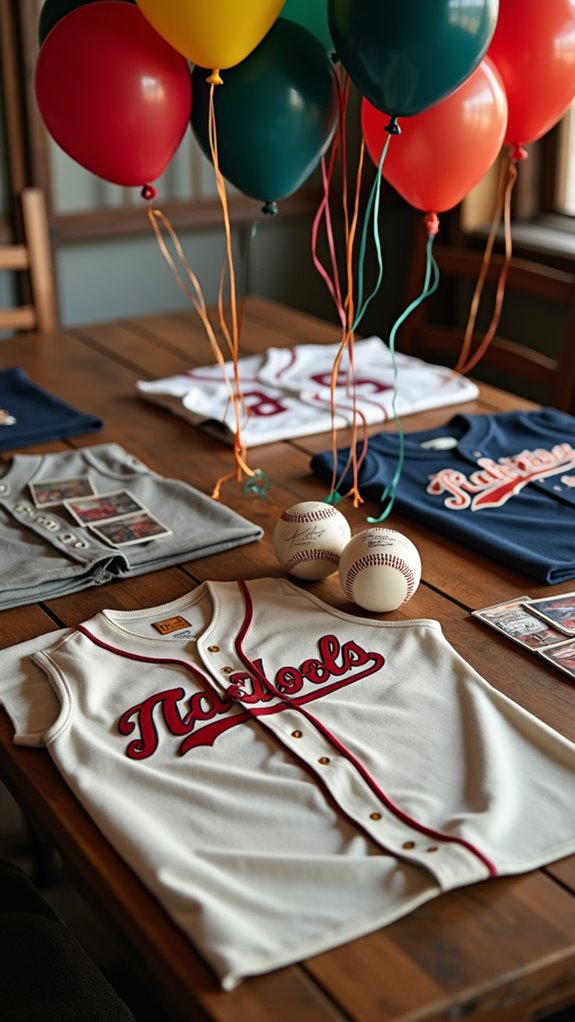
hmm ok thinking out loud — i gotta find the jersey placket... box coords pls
[196,584,496,891]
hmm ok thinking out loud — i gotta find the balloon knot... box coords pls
[509,144,528,163]
[141,184,157,201]
[242,469,270,498]
[262,200,279,216]
[385,116,401,136]
[206,69,223,86]
[424,212,440,236]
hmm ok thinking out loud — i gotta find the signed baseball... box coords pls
[273,501,352,580]
[338,528,422,612]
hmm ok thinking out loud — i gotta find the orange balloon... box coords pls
[488,0,575,147]
[362,58,508,214]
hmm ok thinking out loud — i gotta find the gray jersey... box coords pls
[0,444,262,609]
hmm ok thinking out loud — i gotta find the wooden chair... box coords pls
[0,187,58,333]
[398,239,575,412]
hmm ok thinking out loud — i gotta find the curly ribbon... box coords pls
[142,84,269,501]
[453,146,522,376]
[311,71,349,330]
[367,222,440,522]
[316,74,397,511]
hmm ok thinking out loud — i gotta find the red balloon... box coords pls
[35,1,192,187]
[488,0,575,147]
[362,58,508,214]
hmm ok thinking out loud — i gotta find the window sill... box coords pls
[470,214,575,272]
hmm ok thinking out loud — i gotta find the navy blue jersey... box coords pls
[0,367,102,450]
[311,408,575,584]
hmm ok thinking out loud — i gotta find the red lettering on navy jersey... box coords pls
[427,444,575,510]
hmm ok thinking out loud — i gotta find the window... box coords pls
[556,103,575,216]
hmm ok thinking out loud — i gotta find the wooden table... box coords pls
[1,298,574,1022]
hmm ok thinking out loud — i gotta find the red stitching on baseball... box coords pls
[344,553,416,603]
[285,550,340,573]
[281,507,339,524]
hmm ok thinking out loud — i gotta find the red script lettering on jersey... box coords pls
[118,634,384,759]
[426,444,575,510]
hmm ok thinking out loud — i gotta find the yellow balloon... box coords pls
[136,0,285,72]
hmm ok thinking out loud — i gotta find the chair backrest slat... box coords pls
[399,238,575,412]
[0,188,58,333]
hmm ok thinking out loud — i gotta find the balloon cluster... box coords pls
[35,0,338,205]
[350,0,575,216]
[34,1,575,217]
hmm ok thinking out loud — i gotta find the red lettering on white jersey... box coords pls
[118,634,385,759]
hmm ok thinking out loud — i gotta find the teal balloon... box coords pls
[328,0,499,117]
[280,0,333,52]
[191,19,338,212]
[38,0,136,46]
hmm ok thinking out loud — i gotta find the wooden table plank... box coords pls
[305,872,575,1022]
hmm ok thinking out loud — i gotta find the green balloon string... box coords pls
[240,221,258,299]
[323,135,390,507]
[351,134,390,333]
[367,231,440,523]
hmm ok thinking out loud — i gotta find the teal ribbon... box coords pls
[367,232,440,523]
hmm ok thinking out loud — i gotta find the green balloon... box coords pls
[280,0,333,52]
[191,19,338,211]
[38,0,136,46]
[328,0,499,118]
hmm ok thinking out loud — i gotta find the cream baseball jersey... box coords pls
[1,578,573,990]
[136,338,479,447]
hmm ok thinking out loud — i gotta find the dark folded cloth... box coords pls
[0,367,102,450]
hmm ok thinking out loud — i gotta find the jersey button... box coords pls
[207,645,220,653]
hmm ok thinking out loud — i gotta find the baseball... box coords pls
[273,500,352,580]
[338,528,422,612]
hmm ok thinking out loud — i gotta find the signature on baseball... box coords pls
[283,524,327,548]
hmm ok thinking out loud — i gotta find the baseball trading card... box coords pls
[29,475,95,507]
[64,489,147,525]
[472,597,568,649]
[89,511,172,547]
[539,640,575,680]
[522,592,575,635]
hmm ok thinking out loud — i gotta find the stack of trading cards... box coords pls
[64,489,172,547]
[29,476,171,547]
[473,593,575,682]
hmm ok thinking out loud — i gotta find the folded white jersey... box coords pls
[137,338,479,447]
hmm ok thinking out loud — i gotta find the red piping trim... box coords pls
[272,347,297,381]
[76,624,208,685]
[235,580,498,878]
